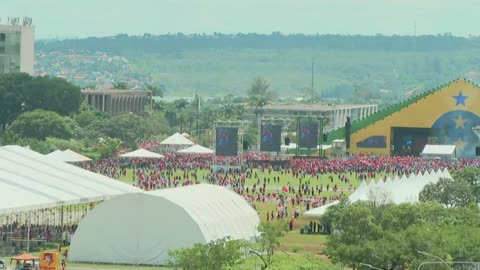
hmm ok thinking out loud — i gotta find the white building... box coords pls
[259,103,379,132]
[0,24,34,75]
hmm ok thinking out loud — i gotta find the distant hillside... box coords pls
[36,33,480,53]
[36,34,480,101]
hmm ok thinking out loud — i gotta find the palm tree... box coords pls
[247,77,274,120]
[233,104,246,120]
[220,104,235,119]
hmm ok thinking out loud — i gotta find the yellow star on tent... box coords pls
[454,114,467,129]
[455,138,465,150]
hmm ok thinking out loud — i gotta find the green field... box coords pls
[118,168,372,257]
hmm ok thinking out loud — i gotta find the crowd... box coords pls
[78,152,480,231]
[2,151,478,253]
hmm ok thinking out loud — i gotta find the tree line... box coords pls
[37,33,480,54]
[323,167,480,270]
[0,73,277,157]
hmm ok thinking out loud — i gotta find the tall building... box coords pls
[0,23,34,75]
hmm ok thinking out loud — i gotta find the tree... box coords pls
[86,113,147,148]
[248,77,274,119]
[168,238,245,270]
[112,81,129,89]
[21,76,82,115]
[419,177,474,208]
[0,73,81,129]
[452,167,480,203]
[92,137,122,159]
[6,109,77,141]
[219,104,235,119]
[45,137,85,152]
[147,84,164,97]
[256,221,288,266]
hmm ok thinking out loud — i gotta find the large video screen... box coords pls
[298,120,318,148]
[260,124,281,152]
[215,127,238,156]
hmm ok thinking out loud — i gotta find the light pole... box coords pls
[417,250,451,270]
[359,262,383,270]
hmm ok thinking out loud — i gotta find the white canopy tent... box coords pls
[160,133,195,145]
[303,200,340,218]
[176,144,214,154]
[46,149,92,163]
[304,169,451,218]
[69,184,260,265]
[119,148,164,159]
[421,144,456,160]
[0,145,141,215]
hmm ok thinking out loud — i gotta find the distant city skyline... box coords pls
[3,0,480,39]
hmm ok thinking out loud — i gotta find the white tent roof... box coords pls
[421,144,456,156]
[177,144,214,154]
[305,168,453,217]
[69,184,259,265]
[304,200,340,217]
[46,149,91,162]
[160,133,195,145]
[181,132,190,137]
[119,148,164,159]
[0,145,141,214]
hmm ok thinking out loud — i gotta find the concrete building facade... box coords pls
[81,89,151,115]
[0,24,34,75]
[258,103,378,132]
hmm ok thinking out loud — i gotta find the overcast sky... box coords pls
[3,0,480,39]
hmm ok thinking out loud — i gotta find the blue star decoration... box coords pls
[453,91,468,106]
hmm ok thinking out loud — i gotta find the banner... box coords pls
[260,124,281,152]
[215,127,238,156]
[40,252,59,270]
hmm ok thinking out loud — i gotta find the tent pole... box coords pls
[61,206,64,228]
[27,211,31,253]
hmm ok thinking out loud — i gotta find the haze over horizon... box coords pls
[3,0,480,39]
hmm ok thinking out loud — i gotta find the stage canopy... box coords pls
[160,133,194,145]
[177,144,214,154]
[421,144,456,160]
[0,145,141,215]
[46,149,92,163]
[69,184,260,265]
[119,148,164,159]
[304,168,452,218]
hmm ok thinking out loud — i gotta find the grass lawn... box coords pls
[117,168,375,257]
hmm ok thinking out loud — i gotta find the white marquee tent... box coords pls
[304,168,451,218]
[69,184,260,265]
[0,145,141,215]
[46,149,92,163]
[176,144,214,154]
[119,148,164,159]
[160,133,194,145]
[421,144,456,160]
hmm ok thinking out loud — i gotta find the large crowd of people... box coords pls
[80,151,480,228]
[2,147,480,252]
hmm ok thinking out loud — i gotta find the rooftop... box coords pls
[81,89,150,96]
[263,103,377,112]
